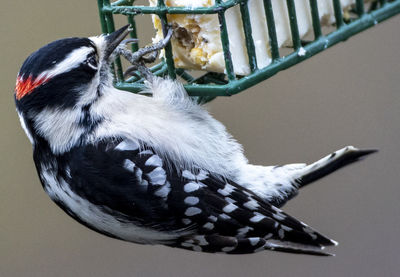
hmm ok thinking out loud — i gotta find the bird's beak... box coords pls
[103,25,134,61]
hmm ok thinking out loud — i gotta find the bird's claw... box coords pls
[120,38,139,48]
[123,65,139,79]
[140,51,158,64]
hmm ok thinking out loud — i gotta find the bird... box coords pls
[14,25,376,256]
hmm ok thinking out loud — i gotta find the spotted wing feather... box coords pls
[62,138,336,255]
[170,172,336,255]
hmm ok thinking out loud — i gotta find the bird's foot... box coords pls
[117,27,173,82]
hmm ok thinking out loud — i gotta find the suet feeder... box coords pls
[98,0,400,103]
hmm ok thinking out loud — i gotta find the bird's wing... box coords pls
[63,138,337,255]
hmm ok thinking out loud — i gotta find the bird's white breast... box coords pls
[90,82,248,178]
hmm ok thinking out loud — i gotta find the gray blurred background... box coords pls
[1,1,399,276]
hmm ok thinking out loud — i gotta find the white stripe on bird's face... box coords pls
[33,46,96,81]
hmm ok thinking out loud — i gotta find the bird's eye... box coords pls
[85,55,98,70]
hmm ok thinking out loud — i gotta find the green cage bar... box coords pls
[263,0,280,60]
[239,0,258,72]
[98,0,400,98]
[309,0,322,38]
[286,0,302,50]
[332,0,344,28]
[356,0,365,16]
[216,0,236,82]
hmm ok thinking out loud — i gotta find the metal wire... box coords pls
[239,1,258,72]
[98,0,400,98]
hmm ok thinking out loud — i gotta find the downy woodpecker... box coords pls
[15,25,375,256]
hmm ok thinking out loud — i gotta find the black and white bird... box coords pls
[15,25,375,256]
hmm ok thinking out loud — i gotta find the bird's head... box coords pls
[14,25,131,151]
[15,25,131,114]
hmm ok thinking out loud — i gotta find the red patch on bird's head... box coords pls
[15,74,50,100]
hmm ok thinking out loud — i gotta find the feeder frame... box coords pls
[97,0,400,102]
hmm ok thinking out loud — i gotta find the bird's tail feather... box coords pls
[294,146,377,188]
[263,240,334,256]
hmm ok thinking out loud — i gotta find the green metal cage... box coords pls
[98,0,400,100]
